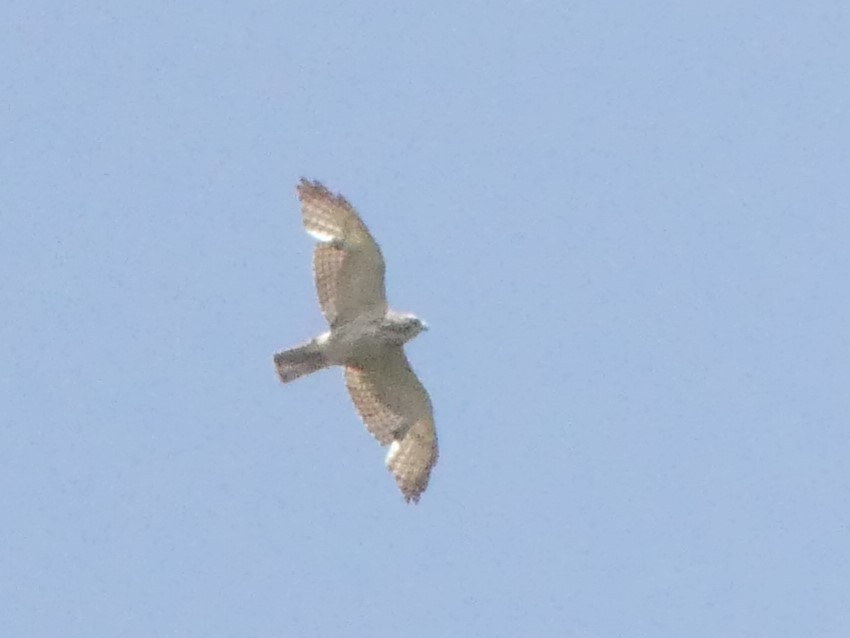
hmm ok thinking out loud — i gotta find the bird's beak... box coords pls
[421,321,429,331]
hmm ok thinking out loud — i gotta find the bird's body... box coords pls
[326,311,427,363]
[274,179,437,503]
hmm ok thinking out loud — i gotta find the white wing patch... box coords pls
[305,227,338,243]
[386,440,401,467]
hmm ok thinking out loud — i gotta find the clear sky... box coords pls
[2,1,849,636]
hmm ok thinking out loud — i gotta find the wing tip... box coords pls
[397,476,429,504]
[297,176,321,193]
[386,436,438,505]
[297,177,350,205]
[297,177,329,204]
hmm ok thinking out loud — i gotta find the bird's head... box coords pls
[384,311,428,345]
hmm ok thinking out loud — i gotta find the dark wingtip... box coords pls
[296,178,355,212]
[297,177,321,197]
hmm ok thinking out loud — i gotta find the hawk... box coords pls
[274,179,438,503]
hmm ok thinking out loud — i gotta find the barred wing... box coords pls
[297,179,387,326]
[344,347,438,503]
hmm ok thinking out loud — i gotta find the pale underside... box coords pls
[295,179,438,502]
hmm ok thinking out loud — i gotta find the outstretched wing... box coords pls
[344,347,438,503]
[297,179,387,326]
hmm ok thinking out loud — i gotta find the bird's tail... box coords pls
[274,340,330,383]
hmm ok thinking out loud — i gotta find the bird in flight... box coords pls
[274,179,437,503]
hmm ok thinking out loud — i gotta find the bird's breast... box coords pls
[324,317,387,365]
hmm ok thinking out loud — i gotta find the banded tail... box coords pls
[274,340,330,383]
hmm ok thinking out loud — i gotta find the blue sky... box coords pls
[2,1,849,636]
